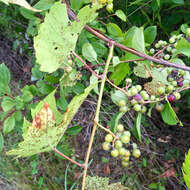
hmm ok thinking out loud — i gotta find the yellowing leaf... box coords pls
[7,83,97,158]
[32,102,55,130]
[2,0,41,12]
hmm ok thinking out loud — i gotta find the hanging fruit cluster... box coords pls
[96,0,113,12]
[102,124,141,167]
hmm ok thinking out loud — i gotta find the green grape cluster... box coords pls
[97,0,113,12]
[102,124,141,167]
[116,74,184,114]
[149,33,185,60]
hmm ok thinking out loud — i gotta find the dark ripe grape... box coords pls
[168,94,176,102]
[128,96,133,101]
[133,93,142,101]
[177,81,183,87]
[171,70,178,77]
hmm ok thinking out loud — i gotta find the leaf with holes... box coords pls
[7,83,97,157]
[34,2,99,73]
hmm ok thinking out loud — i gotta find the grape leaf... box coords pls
[3,115,15,134]
[161,100,182,126]
[115,10,126,22]
[182,149,190,189]
[34,2,99,73]
[7,83,97,157]
[0,0,41,12]
[144,26,157,45]
[134,62,152,78]
[133,112,142,142]
[110,62,130,85]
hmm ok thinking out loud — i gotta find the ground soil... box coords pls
[0,35,190,190]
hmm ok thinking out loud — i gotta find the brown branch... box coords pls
[53,147,85,167]
[72,51,102,79]
[62,0,190,72]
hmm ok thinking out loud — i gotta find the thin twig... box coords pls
[106,77,129,96]
[72,51,102,79]
[94,120,118,139]
[81,43,114,190]
[119,58,145,63]
[53,147,85,168]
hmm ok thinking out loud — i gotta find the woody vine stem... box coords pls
[81,43,114,190]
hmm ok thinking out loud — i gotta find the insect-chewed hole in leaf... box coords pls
[67,21,71,26]
[32,102,55,130]
[54,47,58,50]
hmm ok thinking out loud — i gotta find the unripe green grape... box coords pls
[167,46,172,52]
[174,92,181,100]
[131,88,138,96]
[158,40,164,46]
[142,93,149,100]
[115,140,123,149]
[169,37,175,44]
[140,90,147,96]
[164,54,170,60]
[141,106,147,113]
[155,103,164,112]
[150,95,156,101]
[157,86,165,95]
[122,155,130,161]
[171,81,177,87]
[150,48,155,54]
[116,132,122,138]
[155,43,160,48]
[132,149,141,158]
[163,41,167,46]
[116,124,124,132]
[120,106,128,113]
[105,134,113,143]
[156,97,160,101]
[124,149,131,157]
[131,99,138,105]
[123,131,131,137]
[120,135,130,144]
[127,89,132,97]
[166,85,174,93]
[102,142,110,151]
[135,85,142,92]
[133,104,141,112]
[125,78,132,84]
[171,48,177,54]
[106,3,113,12]
[122,161,130,167]
[174,42,178,47]
[111,149,119,157]
[168,77,174,82]
[179,70,185,76]
[132,143,138,149]
[119,147,126,156]
[118,100,126,107]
